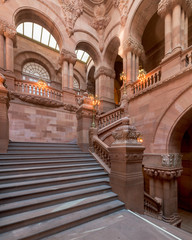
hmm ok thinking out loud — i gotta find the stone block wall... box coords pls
[8,102,77,143]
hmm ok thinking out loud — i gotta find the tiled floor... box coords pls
[178,208,192,234]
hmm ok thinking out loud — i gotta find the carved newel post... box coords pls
[0,73,9,153]
[76,92,93,152]
[110,117,145,213]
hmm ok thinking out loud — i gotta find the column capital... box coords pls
[94,66,115,79]
[59,49,76,65]
[123,36,144,56]
[4,26,16,39]
[0,18,16,39]
[158,0,192,17]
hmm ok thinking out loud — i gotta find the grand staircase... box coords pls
[0,142,124,240]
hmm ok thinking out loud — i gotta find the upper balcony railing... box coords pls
[132,67,161,95]
[15,79,63,101]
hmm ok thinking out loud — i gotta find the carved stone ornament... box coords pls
[123,36,144,56]
[59,0,83,37]
[144,167,183,180]
[158,0,192,17]
[112,117,141,144]
[113,0,129,26]
[91,4,111,52]
[0,18,16,39]
[94,66,115,79]
[59,49,77,65]
[10,92,77,112]
[76,92,92,106]
[161,153,182,168]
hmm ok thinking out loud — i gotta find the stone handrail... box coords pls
[15,79,63,101]
[144,192,162,220]
[98,106,124,130]
[132,67,161,95]
[92,135,111,173]
[181,45,192,69]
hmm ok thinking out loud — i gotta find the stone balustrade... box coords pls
[132,67,161,95]
[144,192,162,220]
[15,79,63,101]
[98,106,124,129]
[181,46,192,69]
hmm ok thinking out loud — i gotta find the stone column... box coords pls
[132,53,136,82]
[69,62,74,89]
[126,51,132,83]
[110,117,145,213]
[62,60,69,89]
[0,73,9,153]
[172,4,181,50]
[0,25,5,69]
[4,28,16,72]
[94,66,115,113]
[76,92,93,152]
[164,12,172,54]
[144,153,183,226]
[184,14,188,49]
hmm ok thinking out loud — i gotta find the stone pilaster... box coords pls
[76,92,93,152]
[144,153,183,226]
[110,117,145,213]
[94,66,115,112]
[0,22,5,69]
[0,73,9,153]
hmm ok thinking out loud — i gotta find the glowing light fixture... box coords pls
[89,94,100,128]
[120,71,127,94]
[137,136,144,143]
[137,68,146,82]
[37,79,47,89]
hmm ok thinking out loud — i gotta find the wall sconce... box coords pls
[137,68,146,82]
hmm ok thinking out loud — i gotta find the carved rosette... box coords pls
[144,167,183,180]
[112,117,141,145]
[113,0,129,26]
[91,4,111,52]
[59,0,83,36]
[94,66,115,79]
[59,49,77,65]
[123,36,144,57]
[158,0,192,17]
[161,153,182,167]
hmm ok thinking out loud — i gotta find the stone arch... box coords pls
[153,85,192,153]
[75,41,100,67]
[103,36,120,68]
[14,51,56,82]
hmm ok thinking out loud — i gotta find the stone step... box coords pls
[8,142,78,147]
[0,200,124,240]
[0,172,109,193]
[0,167,104,183]
[0,162,100,174]
[0,177,109,204]
[0,185,112,217]
[0,151,88,156]
[0,192,117,233]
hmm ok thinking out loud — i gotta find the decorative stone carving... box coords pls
[0,18,16,40]
[123,36,144,56]
[112,117,141,144]
[76,92,92,106]
[59,0,83,36]
[158,0,192,17]
[59,49,77,65]
[161,153,182,167]
[113,0,129,26]
[94,66,115,79]
[91,4,111,52]
[144,167,183,180]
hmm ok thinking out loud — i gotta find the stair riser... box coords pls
[0,195,117,234]
[0,156,92,161]
[21,205,124,240]
[0,164,101,175]
[0,181,110,209]
[0,174,109,195]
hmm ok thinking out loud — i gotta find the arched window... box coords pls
[22,62,50,83]
[17,22,60,51]
[73,78,80,94]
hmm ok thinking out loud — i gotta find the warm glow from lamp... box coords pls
[137,136,144,143]
[137,68,146,82]
[37,79,47,89]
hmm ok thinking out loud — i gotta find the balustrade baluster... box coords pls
[151,75,153,85]
[155,73,157,83]
[158,71,161,81]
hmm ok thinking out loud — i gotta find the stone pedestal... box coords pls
[0,73,9,153]
[76,93,93,152]
[109,117,145,213]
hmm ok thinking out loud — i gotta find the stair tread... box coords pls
[0,192,117,227]
[0,162,100,172]
[0,177,109,200]
[0,172,108,190]
[0,185,112,214]
[0,200,124,240]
